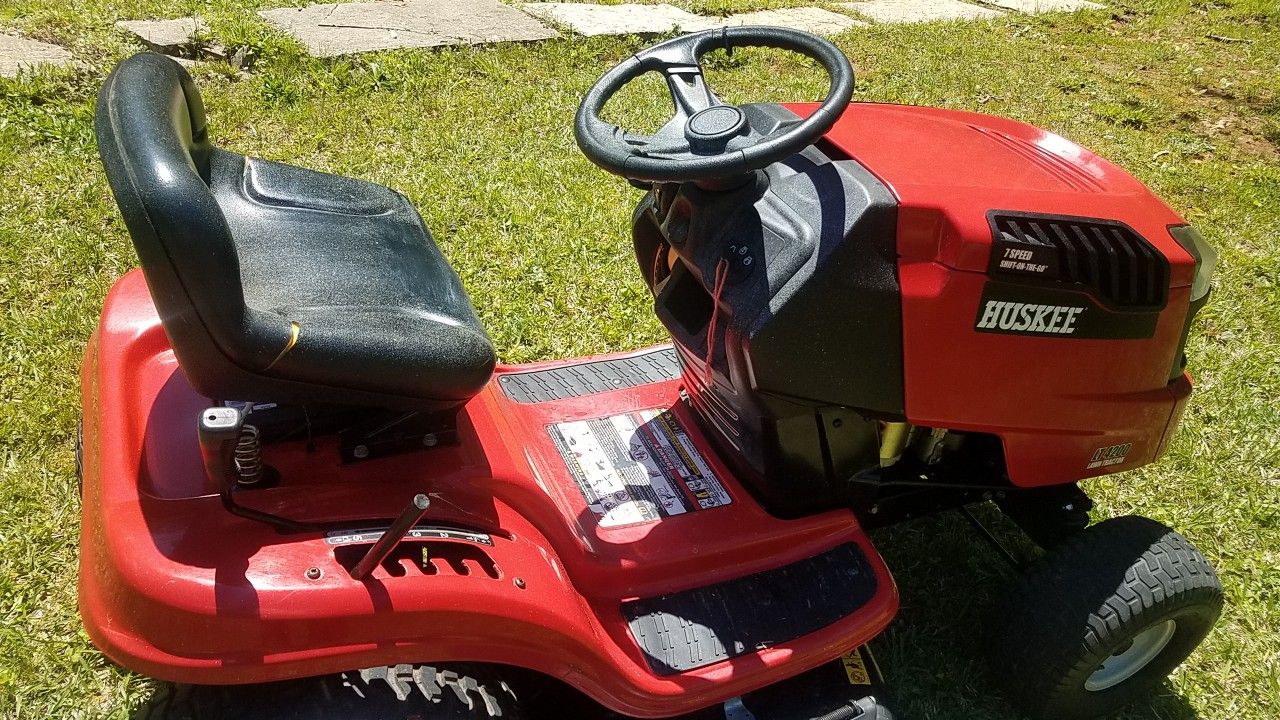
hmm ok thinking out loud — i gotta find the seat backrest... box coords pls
[96,54,294,389]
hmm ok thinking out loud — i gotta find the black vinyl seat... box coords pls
[95,53,495,410]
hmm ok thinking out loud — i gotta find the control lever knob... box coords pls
[197,406,245,488]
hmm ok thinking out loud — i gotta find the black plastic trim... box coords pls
[497,347,680,403]
[622,543,878,675]
[986,210,1170,311]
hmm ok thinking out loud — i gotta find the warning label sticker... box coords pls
[841,649,872,686]
[547,409,732,528]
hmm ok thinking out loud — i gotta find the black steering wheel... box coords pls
[574,26,854,183]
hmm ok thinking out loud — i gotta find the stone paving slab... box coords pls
[0,33,74,77]
[523,3,862,37]
[721,7,866,35]
[521,3,719,36]
[256,0,1106,57]
[115,17,208,51]
[837,0,1002,23]
[985,0,1103,12]
[260,0,556,58]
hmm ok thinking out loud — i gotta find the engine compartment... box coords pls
[637,102,1200,518]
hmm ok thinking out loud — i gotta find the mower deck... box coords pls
[79,270,897,718]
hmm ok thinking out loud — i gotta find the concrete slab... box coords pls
[261,0,556,58]
[521,3,719,36]
[0,33,74,77]
[985,0,1104,12]
[115,17,208,52]
[721,7,866,35]
[837,0,1002,23]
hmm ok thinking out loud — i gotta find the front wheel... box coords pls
[987,515,1222,720]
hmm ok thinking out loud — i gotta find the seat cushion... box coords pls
[210,150,496,403]
[96,53,494,409]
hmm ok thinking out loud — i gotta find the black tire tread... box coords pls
[990,515,1222,720]
[136,664,524,720]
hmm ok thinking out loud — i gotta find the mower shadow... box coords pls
[869,506,1202,720]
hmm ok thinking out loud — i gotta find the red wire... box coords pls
[652,243,667,292]
[704,258,730,389]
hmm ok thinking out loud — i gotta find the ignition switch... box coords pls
[721,242,758,283]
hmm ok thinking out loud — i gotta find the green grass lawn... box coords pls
[1,0,1277,718]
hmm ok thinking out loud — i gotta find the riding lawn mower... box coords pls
[79,26,1224,720]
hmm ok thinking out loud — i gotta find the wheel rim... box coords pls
[1085,619,1177,691]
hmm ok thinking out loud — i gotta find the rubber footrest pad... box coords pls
[497,347,680,403]
[623,543,879,675]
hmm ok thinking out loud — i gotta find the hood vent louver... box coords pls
[991,213,1168,309]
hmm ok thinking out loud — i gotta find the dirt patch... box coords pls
[1189,85,1279,160]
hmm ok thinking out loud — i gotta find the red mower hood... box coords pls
[786,102,1195,287]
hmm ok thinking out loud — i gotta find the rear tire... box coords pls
[137,664,526,719]
[987,515,1222,720]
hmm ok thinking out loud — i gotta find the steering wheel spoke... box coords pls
[774,117,803,132]
[620,130,691,158]
[661,64,724,119]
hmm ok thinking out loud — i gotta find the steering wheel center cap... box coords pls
[686,105,747,149]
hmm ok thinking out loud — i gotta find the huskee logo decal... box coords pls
[974,282,1159,339]
[975,300,1086,335]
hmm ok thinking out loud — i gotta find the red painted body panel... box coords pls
[79,269,897,717]
[787,102,1195,486]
